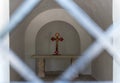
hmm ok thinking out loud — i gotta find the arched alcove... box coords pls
[36,21,80,71]
[25,9,92,74]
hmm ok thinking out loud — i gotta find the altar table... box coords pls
[31,55,78,77]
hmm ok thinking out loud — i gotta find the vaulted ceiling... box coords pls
[10,0,112,30]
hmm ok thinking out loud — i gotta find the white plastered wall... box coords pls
[25,9,92,74]
[113,0,120,83]
[0,0,9,82]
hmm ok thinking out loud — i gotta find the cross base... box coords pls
[52,54,61,55]
[52,50,61,55]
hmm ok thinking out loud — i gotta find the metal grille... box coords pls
[0,0,119,83]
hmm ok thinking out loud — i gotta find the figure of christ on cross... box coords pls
[51,33,64,55]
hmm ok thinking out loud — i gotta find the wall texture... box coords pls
[92,51,113,80]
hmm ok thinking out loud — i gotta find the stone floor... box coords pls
[20,72,96,82]
[42,72,96,81]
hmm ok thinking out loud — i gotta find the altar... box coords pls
[32,55,78,77]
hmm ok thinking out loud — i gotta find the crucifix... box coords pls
[51,33,64,55]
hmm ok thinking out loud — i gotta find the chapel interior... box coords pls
[10,0,113,81]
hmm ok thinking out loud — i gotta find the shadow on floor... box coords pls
[42,71,96,81]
